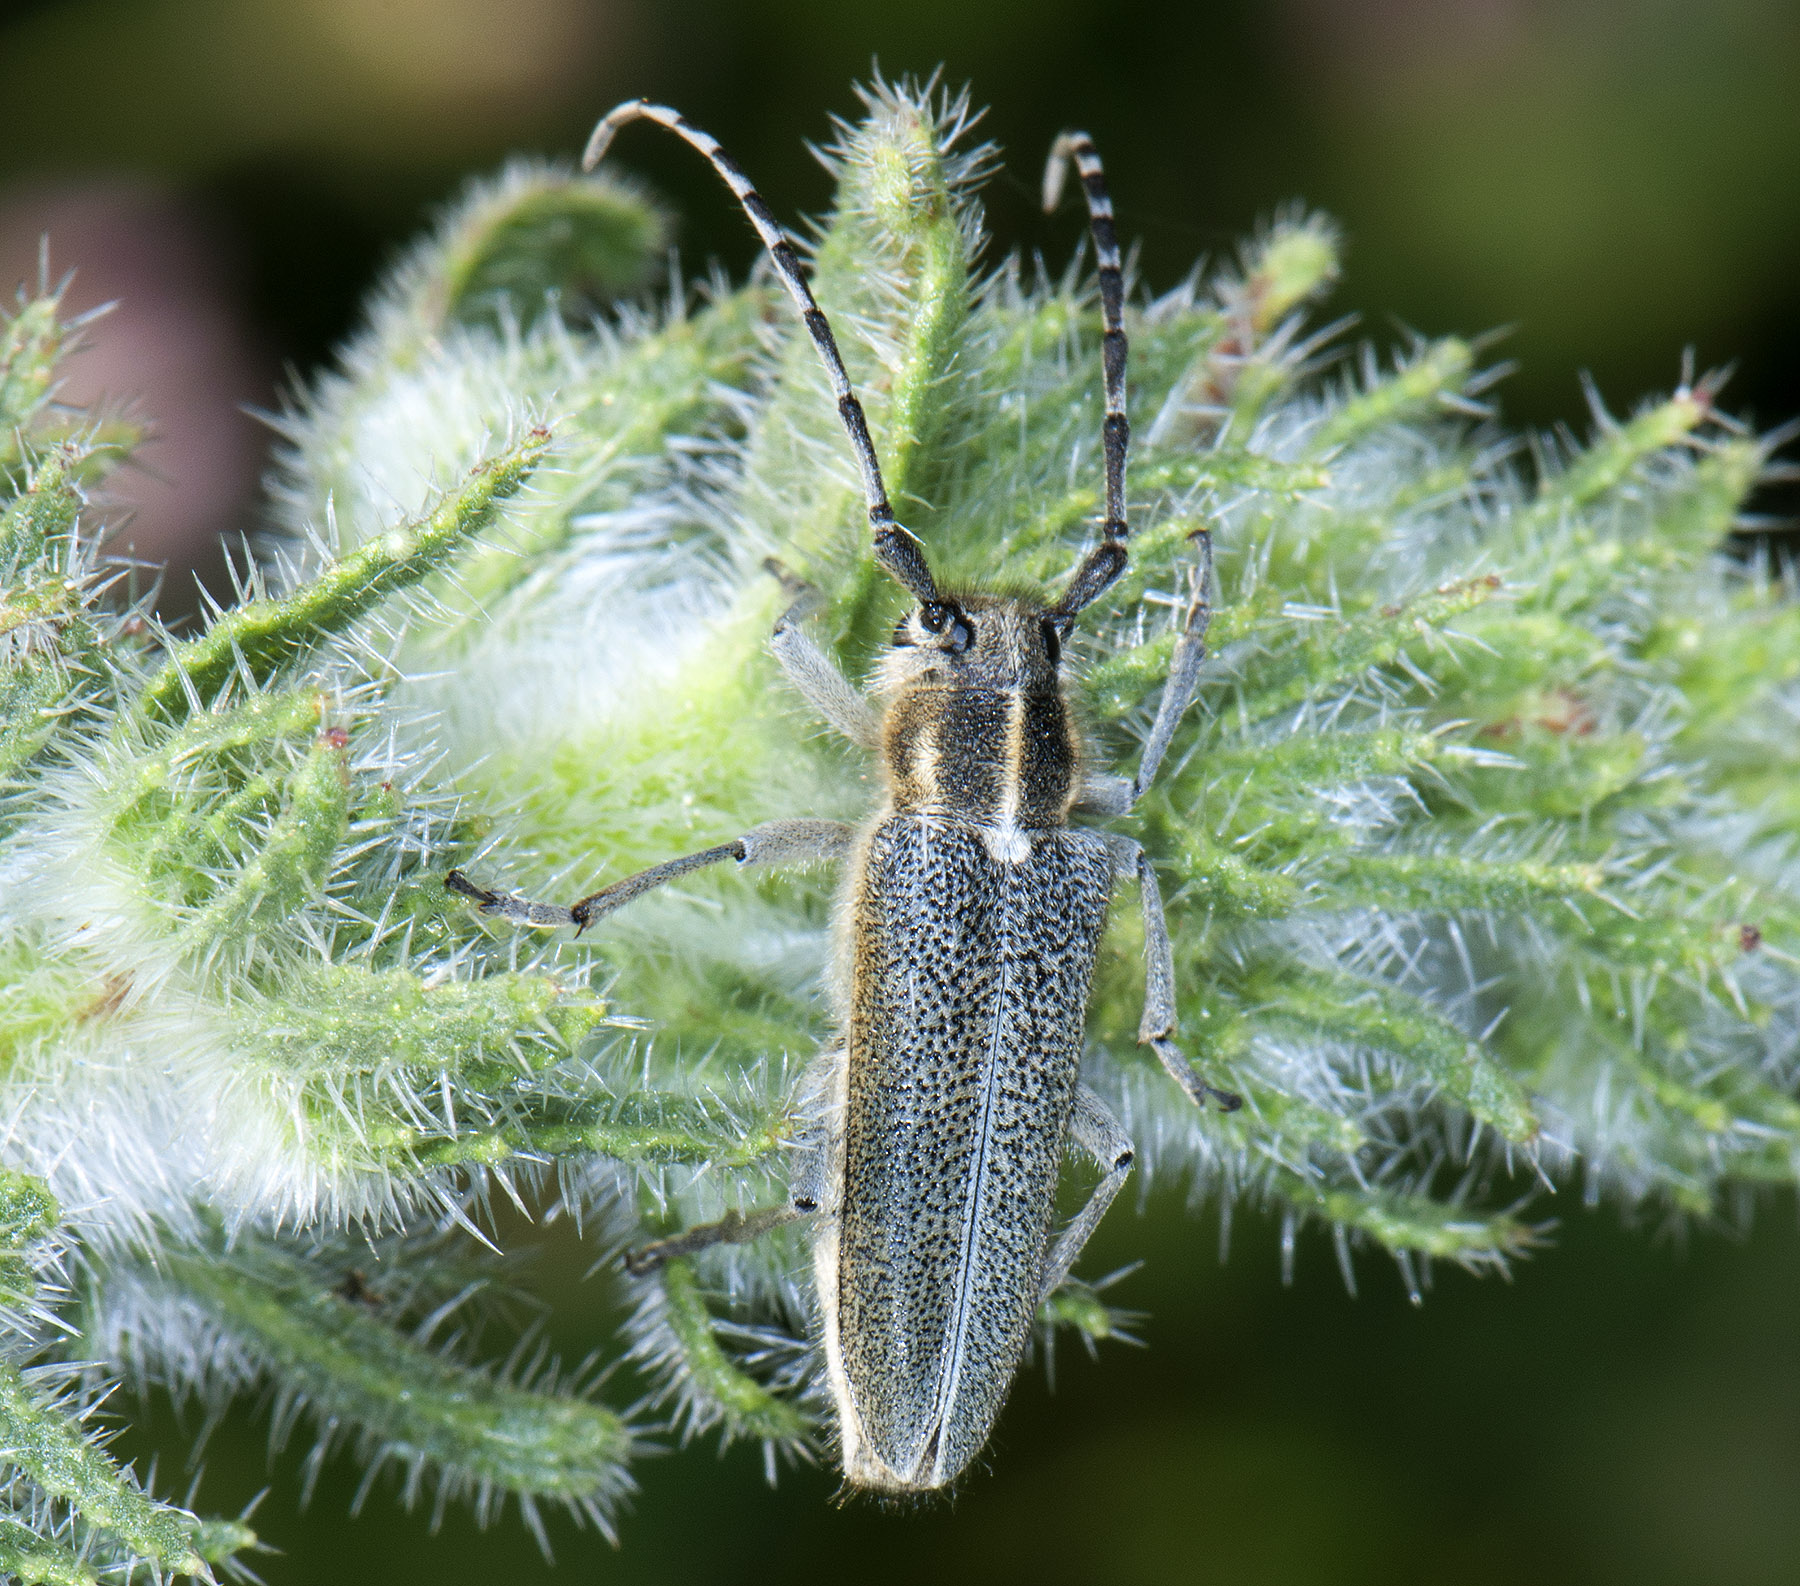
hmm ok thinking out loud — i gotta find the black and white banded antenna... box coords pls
[583,100,941,608]
[1043,130,1131,621]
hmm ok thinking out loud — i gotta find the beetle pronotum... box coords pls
[447,99,1240,1495]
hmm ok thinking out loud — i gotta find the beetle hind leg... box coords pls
[1038,1084,1136,1303]
[621,1164,828,1277]
[622,1204,802,1276]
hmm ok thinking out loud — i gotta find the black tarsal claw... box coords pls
[445,869,497,908]
[620,1245,663,1277]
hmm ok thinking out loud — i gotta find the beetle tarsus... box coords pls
[444,869,500,910]
[622,1204,803,1277]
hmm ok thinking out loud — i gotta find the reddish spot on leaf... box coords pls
[1534,688,1596,736]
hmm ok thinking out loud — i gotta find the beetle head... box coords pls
[877,594,1067,694]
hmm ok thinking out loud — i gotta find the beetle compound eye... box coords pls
[1040,618,1063,666]
[920,602,972,652]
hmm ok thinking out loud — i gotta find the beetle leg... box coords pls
[1072,532,1214,818]
[1110,835,1243,1112]
[1072,772,1133,816]
[1130,528,1214,804]
[784,1042,842,1218]
[1037,1084,1135,1303]
[767,569,882,751]
[621,1204,799,1276]
[447,818,854,933]
[624,1043,840,1276]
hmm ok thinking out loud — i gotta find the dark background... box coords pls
[3,0,1799,1580]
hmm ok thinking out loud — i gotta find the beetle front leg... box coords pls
[1109,835,1243,1112]
[1074,530,1215,818]
[1130,528,1214,803]
[1038,1084,1135,1303]
[1072,772,1133,817]
[447,818,854,933]
[765,559,882,751]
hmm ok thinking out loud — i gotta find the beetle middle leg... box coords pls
[447,818,854,933]
[1038,1084,1136,1303]
[1108,834,1243,1112]
[623,1042,839,1276]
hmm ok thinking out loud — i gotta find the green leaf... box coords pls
[135,430,551,723]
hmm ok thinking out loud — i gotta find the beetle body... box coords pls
[818,597,1112,1491]
[447,102,1240,1501]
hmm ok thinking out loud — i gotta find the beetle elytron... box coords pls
[448,99,1239,1494]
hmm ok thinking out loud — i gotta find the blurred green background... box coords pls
[2,0,1798,1580]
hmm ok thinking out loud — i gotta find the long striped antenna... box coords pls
[584,100,941,607]
[1043,131,1130,620]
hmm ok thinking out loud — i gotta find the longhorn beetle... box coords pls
[446,100,1241,1495]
